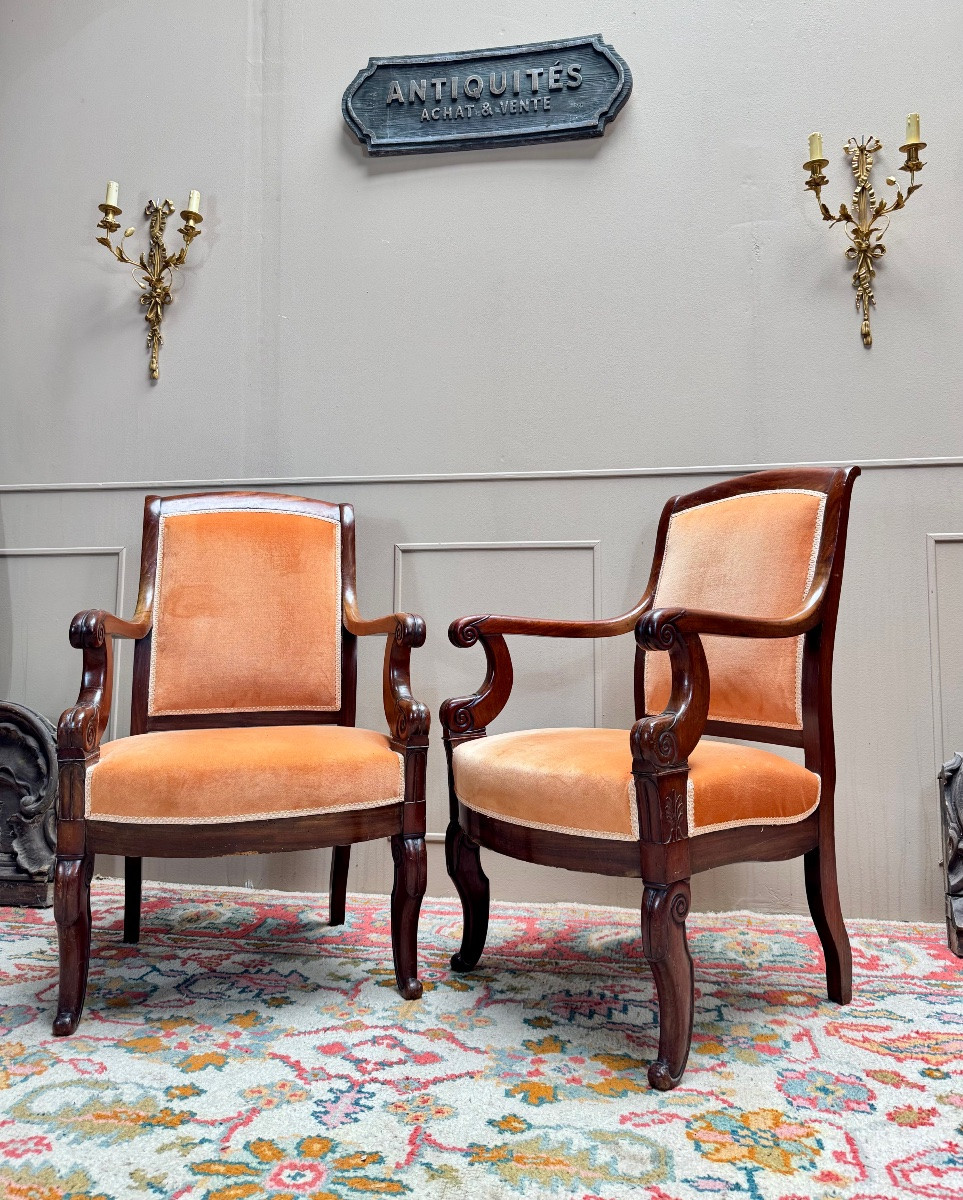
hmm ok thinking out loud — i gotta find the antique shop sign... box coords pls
[342,36,632,157]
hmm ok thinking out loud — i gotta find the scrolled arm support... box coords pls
[632,609,710,773]
[59,608,152,760]
[441,601,653,740]
[441,617,515,740]
[384,615,430,745]
[631,595,826,772]
[344,604,429,745]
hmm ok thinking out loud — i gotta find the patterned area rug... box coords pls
[0,882,961,1200]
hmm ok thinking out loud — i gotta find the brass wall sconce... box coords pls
[95,182,203,379]
[804,114,926,347]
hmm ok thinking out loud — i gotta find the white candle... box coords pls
[105,180,119,207]
[808,132,823,161]
[906,113,921,143]
[187,190,201,214]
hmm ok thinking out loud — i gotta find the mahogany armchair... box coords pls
[54,492,429,1035]
[441,467,859,1089]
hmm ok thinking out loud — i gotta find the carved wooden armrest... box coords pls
[59,608,152,761]
[640,599,822,643]
[449,611,641,641]
[441,606,648,740]
[631,600,822,773]
[69,608,152,648]
[344,604,429,746]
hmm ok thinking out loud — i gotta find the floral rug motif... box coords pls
[0,881,961,1199]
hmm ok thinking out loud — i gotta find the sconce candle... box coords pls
[906,112,921,143]
[808,132,823,161]
[187,190,201,214]
[104,180,119,208]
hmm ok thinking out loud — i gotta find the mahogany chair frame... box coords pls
[54,492,429,1035]
[441,466,860,1089]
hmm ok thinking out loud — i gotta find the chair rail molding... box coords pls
[0,547,126,742]
[0,455,962,495]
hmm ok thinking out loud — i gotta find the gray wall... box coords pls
[1,1,961,921]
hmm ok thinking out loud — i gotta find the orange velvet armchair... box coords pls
[441,467,859,1089]
[54,492,429,1035]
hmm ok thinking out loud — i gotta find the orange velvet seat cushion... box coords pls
[452,729,819,841]
[85,726,404,824]
[645,490,826,729]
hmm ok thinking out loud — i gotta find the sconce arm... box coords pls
[95,228,139,266]
[817,200,853,227]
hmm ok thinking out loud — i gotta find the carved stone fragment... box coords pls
[0,702,57,906]
[939,752,963,956]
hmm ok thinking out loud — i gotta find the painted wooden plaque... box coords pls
[342,35,632,157]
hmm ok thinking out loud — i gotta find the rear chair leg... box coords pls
[123,856,142,944]
[329,845,350,926]
[446,822,490,972]
[642,879,694,1090]
[53,852,93,1036]
[805,842,852,1004]
[390,835,426,1000]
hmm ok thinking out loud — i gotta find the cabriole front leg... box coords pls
[390,834,426,1000]
[446,820,490,972]
[53,851,94,1035]
[641,878,694,1090]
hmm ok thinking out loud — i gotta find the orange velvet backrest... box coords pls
[644,488,826,729]
[147,495,342,717]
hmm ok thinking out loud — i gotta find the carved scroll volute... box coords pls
[632,610,710,773]
[440,619,514,744]
[641,877,691,962]
[384,615,430,750]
